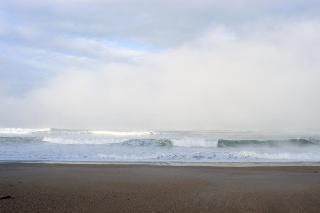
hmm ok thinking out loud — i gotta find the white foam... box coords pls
[233,151,317,161]
[172,138,218,147]
[42,137,122,145]
[0,128,50,135]
[42,137,81,144]
[89,130,156,136]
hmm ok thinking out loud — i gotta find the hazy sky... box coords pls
[1,0,320,132]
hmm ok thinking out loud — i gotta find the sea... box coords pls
[1,128,320,165]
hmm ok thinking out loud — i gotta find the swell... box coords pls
[0,136,44,144]
[217,138,320,147]
[120,139,173,147]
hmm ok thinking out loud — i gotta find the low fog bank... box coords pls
[1,21,320,132]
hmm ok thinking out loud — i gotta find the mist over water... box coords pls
[1,1,320,165]
[1,21,320,132]
[1,128,320,163]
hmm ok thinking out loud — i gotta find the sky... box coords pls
[0,0,320,132]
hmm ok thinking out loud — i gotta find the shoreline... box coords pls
[1,160,320,167]
[1,163,320,212]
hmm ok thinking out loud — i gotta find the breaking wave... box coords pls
[1,129,320,163]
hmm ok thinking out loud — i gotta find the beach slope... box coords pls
[1,163,320,212]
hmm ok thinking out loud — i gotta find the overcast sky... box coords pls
[1,0,320,132]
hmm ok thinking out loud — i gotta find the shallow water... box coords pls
[1,128,320,163]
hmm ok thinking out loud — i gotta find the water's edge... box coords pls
[1,160,320,167]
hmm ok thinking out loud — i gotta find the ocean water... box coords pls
[0,128,320,164]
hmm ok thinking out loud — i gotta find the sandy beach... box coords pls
[1,163,320,213]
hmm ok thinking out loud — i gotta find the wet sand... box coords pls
[1,163,320,213]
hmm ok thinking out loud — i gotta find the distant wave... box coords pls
[217,138,320,147]
[0,128,156,136]
[49,128,89,134]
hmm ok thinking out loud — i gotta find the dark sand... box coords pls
[1,163,320,213]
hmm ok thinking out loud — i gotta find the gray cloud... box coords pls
[2,0,320,47]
